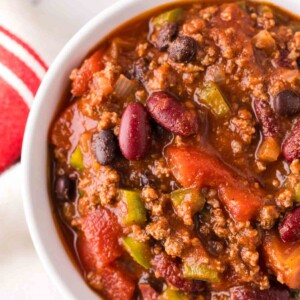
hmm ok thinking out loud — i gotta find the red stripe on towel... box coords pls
[0,25,48,71]
[0,77,29,173]
[0,45,41,95]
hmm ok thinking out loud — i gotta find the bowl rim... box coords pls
[22,0,300,299]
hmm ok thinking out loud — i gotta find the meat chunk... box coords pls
[79,166,120,206]
[253,30,276,54]
[258,205,279,230]
[146,217,170,241]
[229,109,256,144]
[164,229,191,257]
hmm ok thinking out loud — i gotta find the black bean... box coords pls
[274,90,300,116]
[168,36,197,63]
[132,57,149,82]
[156,22,178,51]
[92,130,117,165]
[55,175,70,201]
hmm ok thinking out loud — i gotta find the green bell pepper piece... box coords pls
[70,146,84,171]
[183,262,220,283]
[171,188,205,211]
[120,190,147,225]
[152,8,184,27]
[236,1,246,11]
[295,183,300,202]
[159,289,188,300]
[195,82,230,117]
[122,237,151,269]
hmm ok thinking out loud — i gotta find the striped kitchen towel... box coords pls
[0,0,119,174]
[0,26,47,173]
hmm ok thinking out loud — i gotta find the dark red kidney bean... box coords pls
[282,118,300,162]
[254,98,280,137]
[274,90,300,116]
[119,102,151,160]
[156,23,178,51]
[152,254,204,293]
[55,175,71,201]
[279,206,300,242]
[230,285,289,300]
[168,36,197,63]
[92,130,117,165]
[146,91,199,136]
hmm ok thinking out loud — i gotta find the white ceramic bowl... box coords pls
[22,0,300,299]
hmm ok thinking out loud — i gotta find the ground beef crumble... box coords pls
[79,166,120,206]
[229,109,256,144]
[146,217,170,240]
[199,189,270,290]
[258,205,279,229]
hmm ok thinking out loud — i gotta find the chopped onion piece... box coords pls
[114,74,136,99]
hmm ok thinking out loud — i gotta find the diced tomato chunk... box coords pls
[139,283,159,300]
[165,146,263,222]
[71,49,105,97]
[263,231,300,289]
[51,101,97,150]
[77,208,122,272]
[90,265,135,300]
[77,235,96,272]
[218,184,262,223]
[166,146,232,187]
